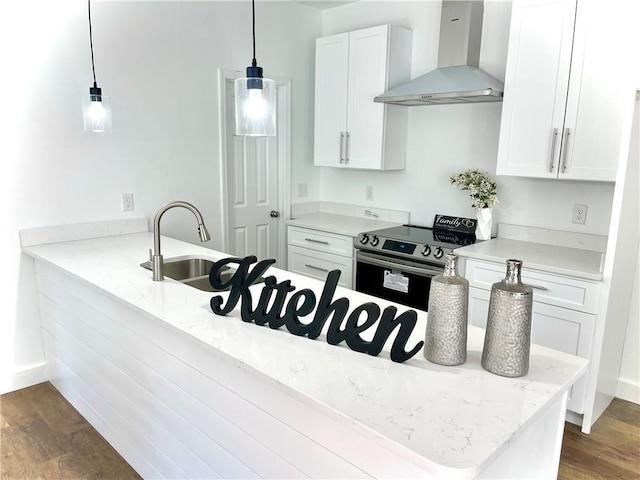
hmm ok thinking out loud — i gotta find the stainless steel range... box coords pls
[354,224,475,311]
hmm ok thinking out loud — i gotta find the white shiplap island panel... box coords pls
[22,222,587,479]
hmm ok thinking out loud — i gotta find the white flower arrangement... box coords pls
[450,169,499,210]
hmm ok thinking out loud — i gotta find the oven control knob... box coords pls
[421,245,431,257]
[360,234,370,245]
[370,235,379,247]
[434,247,444,259]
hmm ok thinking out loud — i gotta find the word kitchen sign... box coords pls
[209,256,424,363]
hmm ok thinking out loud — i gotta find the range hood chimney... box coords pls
[374,1,504,106]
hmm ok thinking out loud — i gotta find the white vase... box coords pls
[476,208,492,241]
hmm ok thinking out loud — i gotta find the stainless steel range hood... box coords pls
[374,1,503,106]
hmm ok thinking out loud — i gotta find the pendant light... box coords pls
[83,0,112,132]
[235,0,276,137]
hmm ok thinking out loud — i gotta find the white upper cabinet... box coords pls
[497,0,631,182]
[313,25,412,170]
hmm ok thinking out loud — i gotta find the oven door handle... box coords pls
[356,251,442,278]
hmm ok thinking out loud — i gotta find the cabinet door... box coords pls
[558,2,629,181]
[345,25,389,170]
[496,0,577,178]
[314,33,349,167]
[469,287,593,413]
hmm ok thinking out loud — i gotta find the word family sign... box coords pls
[433,214,476,235]
[209,256,424,363]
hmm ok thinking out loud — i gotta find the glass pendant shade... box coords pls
[235,76,276,137]
[83,87,112,132]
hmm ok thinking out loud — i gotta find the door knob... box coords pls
[270,210,280,218]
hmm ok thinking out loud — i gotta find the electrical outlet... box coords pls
[572,204,587,225]
[121,193,134,212]
[298,183,308,198]
[366,185,374,201]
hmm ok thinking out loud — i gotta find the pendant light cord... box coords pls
[88,0,97,87]
[251,0,257,67]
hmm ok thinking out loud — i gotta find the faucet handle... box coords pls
[148,248,153,265]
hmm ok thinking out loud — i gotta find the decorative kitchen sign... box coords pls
[209,256,424,363]
[433,214,476,235]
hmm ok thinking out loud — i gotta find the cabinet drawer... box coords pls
[288,226,353,258]
[469,287,593,414]
[464,259,600,314]
[288,246,353,288]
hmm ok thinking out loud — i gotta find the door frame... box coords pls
[217,68,292,266]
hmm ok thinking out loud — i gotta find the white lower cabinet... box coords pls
[465,259,598,414]
[287,226,354,289]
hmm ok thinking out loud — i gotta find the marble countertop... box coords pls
[23,231,587,478]
[287,212,401,237]
[455,238,605,281]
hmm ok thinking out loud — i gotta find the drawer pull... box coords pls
[526,283,548,291]
[305,264,329,273]
[304,238,330,245]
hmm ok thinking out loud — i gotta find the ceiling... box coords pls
[295,1,358,10]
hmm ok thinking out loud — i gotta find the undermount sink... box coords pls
[162,257,217,281]
[140,255,265,292]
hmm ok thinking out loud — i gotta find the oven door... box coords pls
[355,250,442,311]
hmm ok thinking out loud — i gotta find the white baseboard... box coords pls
[565,410,583,427]
[0,362,48,395]
[616,378,640,404]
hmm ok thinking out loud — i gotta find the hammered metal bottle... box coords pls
[424,253,469,366]
[481,259,533,377]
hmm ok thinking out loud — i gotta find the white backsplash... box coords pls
[292,202,410,224]
[20,218,149,247]
[498,223,608,253]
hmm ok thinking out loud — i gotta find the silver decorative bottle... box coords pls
[424,253,469,366]
[481,259,533,377]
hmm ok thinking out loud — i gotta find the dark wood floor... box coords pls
[1,382,141,479]
[559,398,640,480]
[1,382,639,479]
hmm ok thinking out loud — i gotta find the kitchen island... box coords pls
[21,219,587,479]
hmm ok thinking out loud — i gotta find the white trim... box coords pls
[1,362,48,395]
[616,378,640,405]
[20,218,148,248]
[217,68,292,266]
[276,78,293,268]
[216,68,235,254]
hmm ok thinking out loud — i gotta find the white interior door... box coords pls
[222,74,290,265]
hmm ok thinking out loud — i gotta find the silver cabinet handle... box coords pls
[526,283,548,291]
[304,238,330,245]
[549,128,559,173]
[561,128,571,173]
[305,264,329,272]
[340,132,345,163]
[345,131,350,164]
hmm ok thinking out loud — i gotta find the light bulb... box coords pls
[87,100,106,121]
[243,89,267,119]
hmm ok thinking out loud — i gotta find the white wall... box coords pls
[319,0,615,234]
[0,0,322,391]
[616,95,640,403]
[619,249,640,402]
